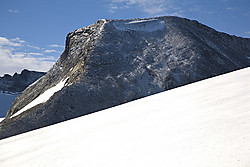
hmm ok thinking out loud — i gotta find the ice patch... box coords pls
[11,77,69,118]
[113,19,165,32]
[126,19,157,24]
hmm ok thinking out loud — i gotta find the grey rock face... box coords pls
[0,16,249,139]
[0,69,45,94]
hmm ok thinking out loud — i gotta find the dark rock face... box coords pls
[0,69,45,94]
[0,16,249,139]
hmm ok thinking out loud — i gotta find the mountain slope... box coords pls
[0,67,249,167]
[0,16,250,139]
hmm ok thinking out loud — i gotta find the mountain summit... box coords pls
[1,16,250,139]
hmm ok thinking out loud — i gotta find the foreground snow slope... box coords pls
[0,67,250,167]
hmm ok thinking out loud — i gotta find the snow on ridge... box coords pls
[126,19,157,24]
[113,18,165,32]
[10,77,69,118]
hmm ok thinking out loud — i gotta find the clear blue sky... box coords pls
[0,0,249,76]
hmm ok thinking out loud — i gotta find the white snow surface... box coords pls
[1,67,250,167]
[113,18,165,32]
[11,77,68,118]
[0,118,3,123]
[126,19,157,24]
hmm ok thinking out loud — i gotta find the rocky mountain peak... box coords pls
[0,16,249,139]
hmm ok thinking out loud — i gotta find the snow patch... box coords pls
[113,19,165,32]
[11,77,69,118]
[0,118,4,123]
[126,19,157,24]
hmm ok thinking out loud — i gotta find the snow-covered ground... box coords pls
[0,67,250,167]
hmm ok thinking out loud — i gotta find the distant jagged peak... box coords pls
[0,69,46,94]
[0,69,45,78]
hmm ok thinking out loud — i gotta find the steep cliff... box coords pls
[0,16,249,139]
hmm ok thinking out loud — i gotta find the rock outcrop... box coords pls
[0,16,249,139]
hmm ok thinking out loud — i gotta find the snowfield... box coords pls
[0,67,250,167]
